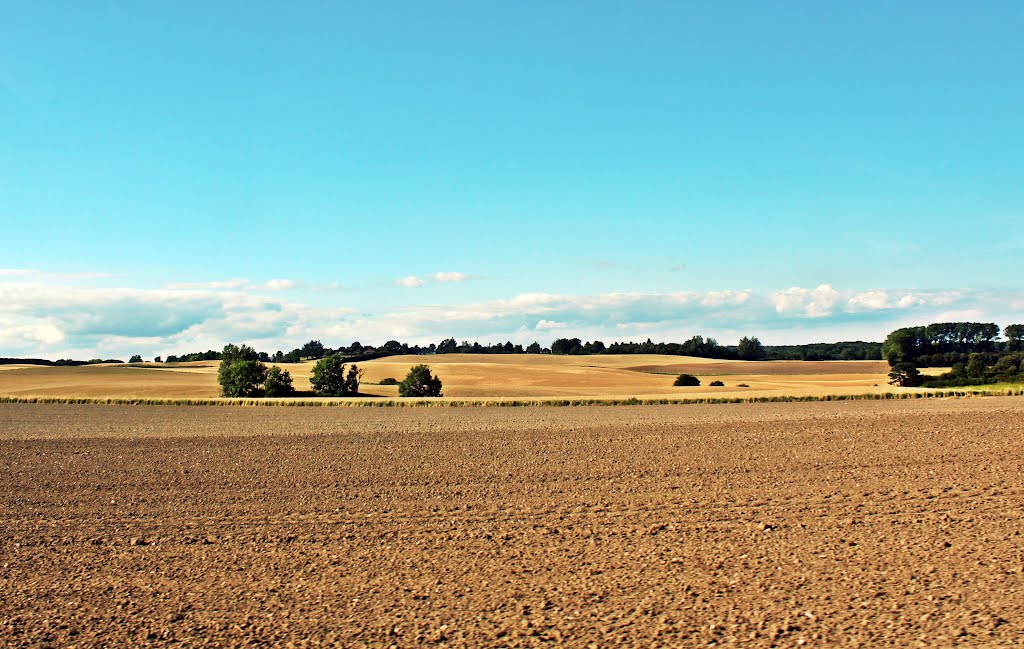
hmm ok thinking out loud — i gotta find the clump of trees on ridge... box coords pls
[884,322,1024,388]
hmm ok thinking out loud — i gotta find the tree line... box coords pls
[161,334,881,364]
[884,322,1024,387]
[3,334,885,367]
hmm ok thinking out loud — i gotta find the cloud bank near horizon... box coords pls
[1,269,1021,359]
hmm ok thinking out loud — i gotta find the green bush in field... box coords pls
[673,373,700,387]
[398,365,443,397]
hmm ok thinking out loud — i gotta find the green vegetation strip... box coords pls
[1,388,1022,408]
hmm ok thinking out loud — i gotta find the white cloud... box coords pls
[396,272,475,287]
[166,278,250,290]
[772,284,841,318]
[846,289,890,312]
[2,271,1021,357]
[395,276,425,288]
[263,279,295,291]
[431,272,473,283]
[701,290,752,307]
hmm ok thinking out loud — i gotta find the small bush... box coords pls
[709,380,725,387]
[378,377,399,385]
[737,383,750,388]
[673,373,700,387]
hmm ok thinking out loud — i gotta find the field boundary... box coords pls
[1,388,1022,408]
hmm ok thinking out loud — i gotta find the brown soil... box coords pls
[2,398,1023,646]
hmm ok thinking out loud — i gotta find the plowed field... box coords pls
[2,398,1024,646]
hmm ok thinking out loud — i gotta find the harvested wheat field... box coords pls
[3,397,1024,646]
[0,355,893,401]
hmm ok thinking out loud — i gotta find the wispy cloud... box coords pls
[0,268,112,281]
[395,275,426,288]
[1,271,1021,357]
[395,271,476,288]
[431,271,474,283]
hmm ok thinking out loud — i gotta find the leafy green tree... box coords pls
[437,338,458,354]
[301,340,326,359]
[219,359,267,397]
[382,340,404,354]
[551,338,583,355]
[526,342,542,354]
[882,328,923,365]
[1005,324,1024,352]
[673,373,701,386]
[310,355,361,396]
[218,344,262,396]
[129,355,143,363]
[154,356,162,363]
[221,343,259,366]
[398,364,443,397]
[965,353,988,380]
[887,362,922,387]
[263,366,295,397]
[737,336,766,361]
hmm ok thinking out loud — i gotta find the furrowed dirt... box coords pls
[2,399,1023,647]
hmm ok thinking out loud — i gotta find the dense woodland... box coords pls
[883,322,1024,388]
[158,335,881,365]
[3,335,886,366]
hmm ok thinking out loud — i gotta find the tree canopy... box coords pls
[217,343,295,397]
[310,355,361,396]
[398,365,443,397]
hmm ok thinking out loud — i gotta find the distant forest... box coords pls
[883,322,1024,388]
[1,335,882,366]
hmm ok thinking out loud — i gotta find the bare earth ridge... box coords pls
[2,398,1024,646]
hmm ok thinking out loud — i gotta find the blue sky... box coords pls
[1,2,1022,358]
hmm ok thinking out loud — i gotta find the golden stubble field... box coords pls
[0,354,893,401]
[2,397,1024,646]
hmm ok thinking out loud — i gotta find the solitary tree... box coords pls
[310,355,362,396]
[398,364,443,397]
[129,355,143,363]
